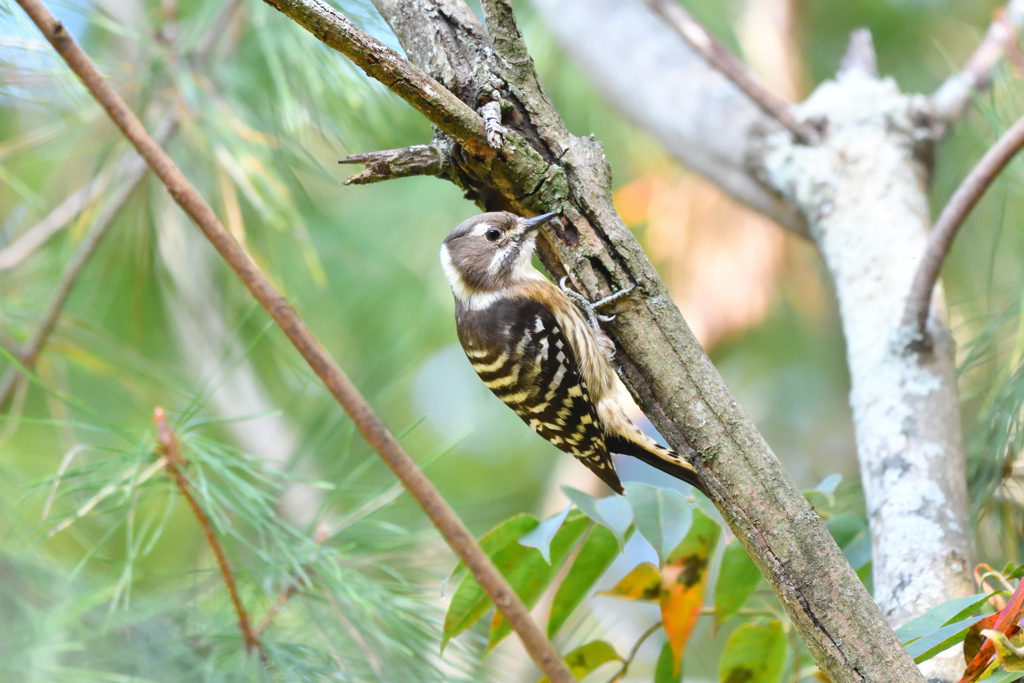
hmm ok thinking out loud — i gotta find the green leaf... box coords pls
[448,513,539,583]
[443,514,540,651]
[714,541,761,627]
[519,506,572,564]
[624,483,693,565]
[896,593,996,643]
[548,524,628,638]
[655,640,682,683]
[535,640,622,683]
[718,621,788,683]
[563,486,633,547]
[487,516,590,650]
[805,473,842,508]
[905,615,990,663]
[985,669,1024,683]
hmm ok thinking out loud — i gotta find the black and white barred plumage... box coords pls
[441,211,705,495]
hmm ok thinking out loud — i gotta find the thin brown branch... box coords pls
[902,112,1024,337]
[0,0,243,271]
[932,0,1024,124]
[0,0,244,410]
[154,407,261,653]
[0,118,176,410]
[253,521,330,638]
[338,144,443,185]
[645,0,815,144]
[264,0,488,154]
[13,2,574,679]
[607,620,662,682]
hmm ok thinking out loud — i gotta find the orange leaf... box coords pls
[660,561,708,676]
[958,577,1024,683]
[659,509,719,675]
[600,562,662,602]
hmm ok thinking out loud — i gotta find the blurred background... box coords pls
[1,0,1023,680]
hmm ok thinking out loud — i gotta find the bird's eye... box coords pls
[485,228,502,242]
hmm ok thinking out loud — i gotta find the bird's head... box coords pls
[440,211,558,303]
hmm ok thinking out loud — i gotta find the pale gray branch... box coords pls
[528,0,807,235]
[932,0,1024,125]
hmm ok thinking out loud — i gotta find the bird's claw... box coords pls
[559,278,635,331]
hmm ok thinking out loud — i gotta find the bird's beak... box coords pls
[521,211,559,233]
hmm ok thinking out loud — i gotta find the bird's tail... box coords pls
[606,433,707,496]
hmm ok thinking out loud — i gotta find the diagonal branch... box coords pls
[338,144,443,185]
[270,2,923,681]
[11,2,575,679]
[0,113,178,409]
[932,0,1024,125]
[902,112,1024,338]
[0,0,244,271]
[645,0,815,144]
[154,407,261,654]
[0,0,243,410]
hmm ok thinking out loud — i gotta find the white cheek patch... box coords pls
[440,243,500,310]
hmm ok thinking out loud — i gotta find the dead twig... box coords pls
[645,0,815,144]
[338,144,443,186]
[154,407,261,653]
[902,112,1024,338]
[932,0,1024,124]
[13,1,573,679]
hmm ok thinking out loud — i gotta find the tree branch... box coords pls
[0,0,244,272]
[154,407,261,654]
[527,0,807,235]
[0,115,178,409]
[338,144,443,185]
[273,2,923,681]
[932,0,1024,125]
[902,112,1024,338]
[11,2,575,679]
[645,0,816,144]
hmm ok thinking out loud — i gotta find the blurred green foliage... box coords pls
[1,0,1024,679]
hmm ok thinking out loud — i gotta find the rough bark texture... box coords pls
[265,0,926,679]
[761,70,975,682]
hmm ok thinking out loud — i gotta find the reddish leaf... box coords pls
[959,578,1024,683]
[964,615,1001,664]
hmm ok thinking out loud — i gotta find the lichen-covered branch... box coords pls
[761,45,973,682]
[932,0,1024,125]
[339,144,443,185]
[267,0,925,680]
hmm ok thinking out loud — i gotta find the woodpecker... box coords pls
[440,210,705,495]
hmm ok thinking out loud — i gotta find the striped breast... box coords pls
[455,296,623,493]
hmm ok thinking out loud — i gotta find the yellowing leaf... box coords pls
[535,640,622,683]
[662,509,720,674]
[983,630,1024,672]
[600,562,662,602]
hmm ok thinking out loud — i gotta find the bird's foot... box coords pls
[559,277,636,330]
